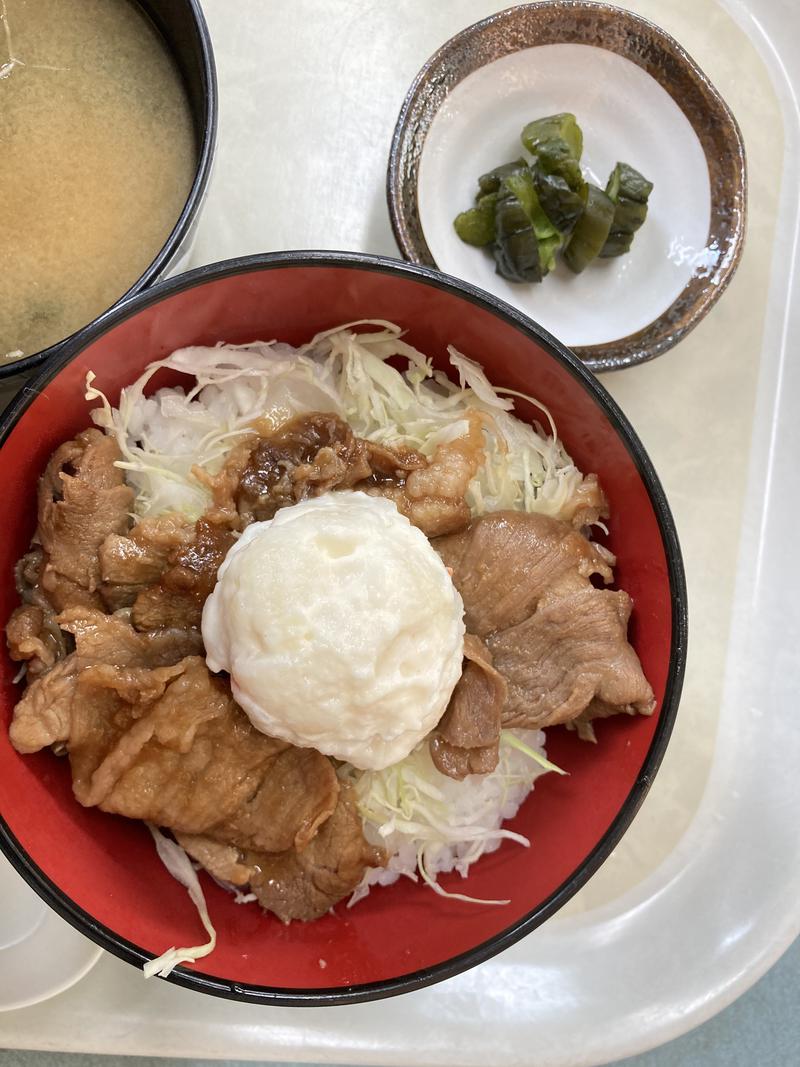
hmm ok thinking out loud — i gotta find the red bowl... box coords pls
[0,252,686,1005]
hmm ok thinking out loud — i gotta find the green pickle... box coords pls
[451,120,654,278]
[494,222,542,283]
[493,173,542,283]
[534,170,584,236]
[609,197,648,232]
[599,231,634,258]
[521,113,583,159]
[605,161,653,204]
[521,114,584,192]
[563,184,615,273]
[503,170,558,241]
[454,193,497,246]
[477,159,527,196]
[530,140,584,191]
[493,168,562,282]
[601,161,653,258]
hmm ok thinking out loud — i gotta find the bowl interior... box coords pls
[0,260,678,1001]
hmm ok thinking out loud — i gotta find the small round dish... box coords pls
[387,1,746,371]
[0,856,101,1012]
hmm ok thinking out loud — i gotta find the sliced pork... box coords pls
[36,429,134,601]
[246,786,386,923]
[174,832,254,887]
[436,510,614,638]
[58,606,203,666]
[237,412,376,523]
[8,607,204,754]
[5,604,63,679]
[429,634,507,779]
[232,410,482,538]
[130,517,234,631]
[490,586,655,729]
[365,412,485,537]
[179,787,385,923]
[7,431,134,631]
[560,473,609,529]
[235,412,429,523]
[435,511,654,735]
[63,656,338,853]
[8,655,81,755]
[192,439,255,526]
[99,513,194,609]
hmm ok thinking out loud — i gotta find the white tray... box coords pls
[2,1,799,1064]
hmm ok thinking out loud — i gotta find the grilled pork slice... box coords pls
[432,511,654,773]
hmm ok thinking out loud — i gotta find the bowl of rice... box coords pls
[0,251,686,1004]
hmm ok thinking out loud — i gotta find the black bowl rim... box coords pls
[0,250,688,1006]
[0,0,219,383]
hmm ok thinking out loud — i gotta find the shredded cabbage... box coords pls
[342,729,563,907]
[87,320,586,521]
[143,825,216,979]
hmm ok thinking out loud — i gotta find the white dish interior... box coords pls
[419,43,711,347]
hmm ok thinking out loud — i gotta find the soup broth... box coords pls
[0,0,196,361]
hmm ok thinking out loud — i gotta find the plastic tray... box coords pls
[1,1,798,1063]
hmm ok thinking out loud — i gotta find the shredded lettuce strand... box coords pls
[143,825,217,979]
[341,729,561,907]
[87,320,586,522]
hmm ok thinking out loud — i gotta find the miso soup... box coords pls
[0,0,196,362]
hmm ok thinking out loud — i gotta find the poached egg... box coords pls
[202,492,465,770]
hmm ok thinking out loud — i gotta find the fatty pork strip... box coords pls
[431,511,655,777]
[429,634,507,778]
[6,426,385,921]
[9,610,383,919]
[7,429,134,677]
[230,410,487,538]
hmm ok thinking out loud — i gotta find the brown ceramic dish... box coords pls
[387,1,747,371]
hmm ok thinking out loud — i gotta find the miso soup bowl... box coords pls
[0,251,687,1004]
[0,0,217,384]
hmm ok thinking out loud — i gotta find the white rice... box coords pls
[345,729,552,906]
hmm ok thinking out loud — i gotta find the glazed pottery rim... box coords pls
[0,0,219,384]
[0,250,688,1005]
[386,0,747,371]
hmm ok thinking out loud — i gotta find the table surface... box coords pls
[3,930,799,1067]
